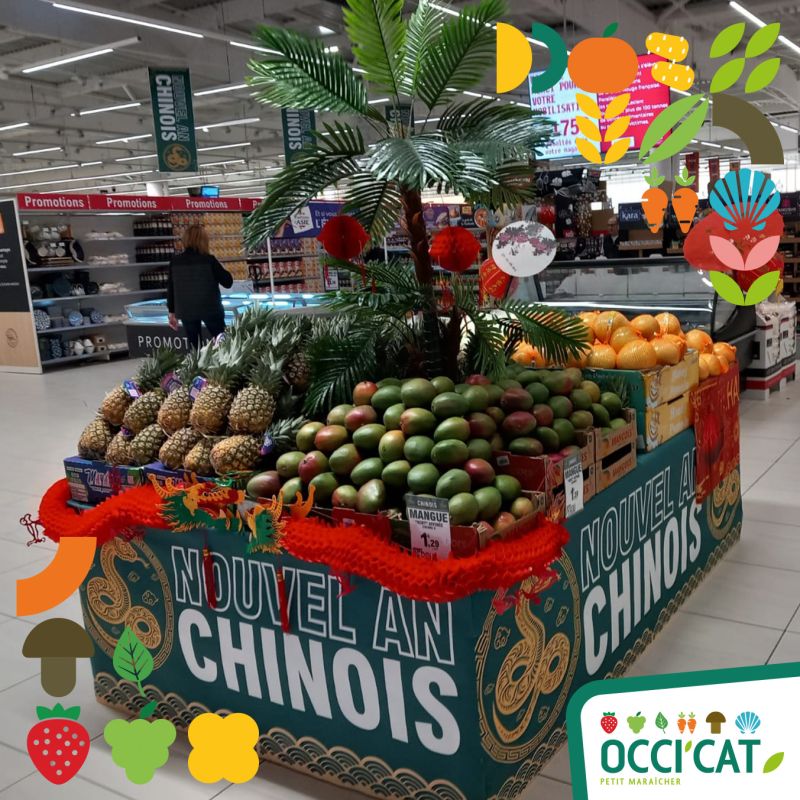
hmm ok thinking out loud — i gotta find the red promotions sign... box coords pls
[684,151,700,192]
[691,365,740,503]
[16,193,263,213]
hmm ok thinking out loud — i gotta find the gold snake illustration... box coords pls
[86,538,161,650]
[492,589,570,743]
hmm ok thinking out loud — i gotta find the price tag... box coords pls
[289,206,314,233]
[123,379,142,399]
[563,454,584,518]
[189,376,208,401]
[160,371,182,394]
[325,269,339,291]
[406,495,451,560]
[260,433,275,456]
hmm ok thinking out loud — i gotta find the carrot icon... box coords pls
[677,713,686,733]
[672,167,699,233]
[641,167,668,233]
[687,712,696,734]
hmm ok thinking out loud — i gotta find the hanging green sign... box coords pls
[281,109,316,163]
[148,68,198,173]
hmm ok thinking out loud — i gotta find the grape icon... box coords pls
[104,718,176,784]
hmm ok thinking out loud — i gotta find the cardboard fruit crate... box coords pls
[493,429,596,513]
[63,456,143,505]
[325,490,546,559]
[642,392,693,451]
[593,409,637,492]
[584,351,699,449]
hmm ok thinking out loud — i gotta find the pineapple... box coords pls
[285,349,310,392]
[129,424,167,466]
[263,416,307,456]
[157,346,211,435]
[105,431,133,466]
[184,438,217,476]
[123,388,166,434]
[100,348,180,426]
[228,351,285,435]
[78,418,115,460]
[210,435,262,475]
[158,427,201,470]
[189,334,254,435]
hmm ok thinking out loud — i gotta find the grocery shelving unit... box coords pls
[779,224,800,312]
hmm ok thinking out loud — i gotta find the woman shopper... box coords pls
[167,224,233,346]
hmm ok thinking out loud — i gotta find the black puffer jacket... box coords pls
[167,247,233,320]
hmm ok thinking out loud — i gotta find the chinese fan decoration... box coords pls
[684,169,783,306]
[491,221,557,278]
[317,215,370,260]
[429,226,481,273]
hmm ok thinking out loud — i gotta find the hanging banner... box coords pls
[729,159,741,173]
[708,156,721,188]
[684,151,700,192]
[0,198,39,370]
[281,109,316,163]
[148,68,198,173]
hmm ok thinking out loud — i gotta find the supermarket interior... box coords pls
[0,0,799,798]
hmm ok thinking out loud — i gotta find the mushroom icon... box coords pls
[23,618,95,697]
[706,711,726,734]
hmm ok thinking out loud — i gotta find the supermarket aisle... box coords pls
[0,362,799,799]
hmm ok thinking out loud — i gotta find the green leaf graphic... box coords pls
[746,23,781,58]
[642,98,709,164]
[640,94,703,158]
[710,58,746,92]
[685,741,692,752]
[745,270,781,305]
[112,626,154,694]
[763,752,784,773]
[655,712,668,731]
[710,22,746,58]
[709,271,746,305]
[746,58,782,93]
[139,700,158,720]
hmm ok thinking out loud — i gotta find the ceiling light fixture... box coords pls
[75,101,142,117]
[318,25,335,35]
[325,45,339,53]
[699,140,722,148]
[51,3,204,38]
[115,154,158,162]
[0,163,80,178]
[200,159,246,167]
[21,37,141,74]
[195,117,260,130]
[13,146,62,156]
[197,142,251,152]
[0,122,30,132]
[780,123,799,132]
[722,145,743,151]
[229,40,280,55]
[95,133,150,145]
[79,161,103,167]
[368,98,390,105]
[2,168,153,191]
[194,83,248,97]
[729,2,800,54]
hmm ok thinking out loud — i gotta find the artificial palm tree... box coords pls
[244,0,587,382]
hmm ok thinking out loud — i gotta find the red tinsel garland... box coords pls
[36,479,569,603]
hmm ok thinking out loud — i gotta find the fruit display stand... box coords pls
[35,421,742,800]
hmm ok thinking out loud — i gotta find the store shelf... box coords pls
[33,289,166,306]
[85,235,176,242]
[253,278,306,286]
[41,347,128,367]
[41,321,125,334]
[27,261,170,274]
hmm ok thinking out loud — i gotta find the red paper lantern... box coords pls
[537,203,556,227]
[317,215,370,260]
[429,226,481,273]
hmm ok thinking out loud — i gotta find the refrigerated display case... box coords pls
[510,255,756,373]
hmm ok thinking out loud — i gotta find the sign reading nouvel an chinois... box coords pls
[148,67,198,173]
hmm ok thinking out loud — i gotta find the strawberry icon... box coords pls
[600,712,618,734]
[27,704,89,784]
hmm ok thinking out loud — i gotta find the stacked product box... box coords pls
[746,300,797,397]
[63,457,143,505]
[585,351,699,451]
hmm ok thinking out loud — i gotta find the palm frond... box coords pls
[248,26,377,118]
[243,123,365,247]
[343,0,406,100]
[327,256,421,292]
[416,0,505,110]
[452,279,506,378]
[498,300,588,365]
[468,161,537,207]
[402,0,445,96]
[367,132,457,188]
[304,320,381,413]
[445,148,495,195]
[343,172,403,242]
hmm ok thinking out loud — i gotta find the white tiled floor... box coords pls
[0,361,799,799]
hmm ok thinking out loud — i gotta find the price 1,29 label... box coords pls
[405,494,451,560]
[563,453,584,518]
